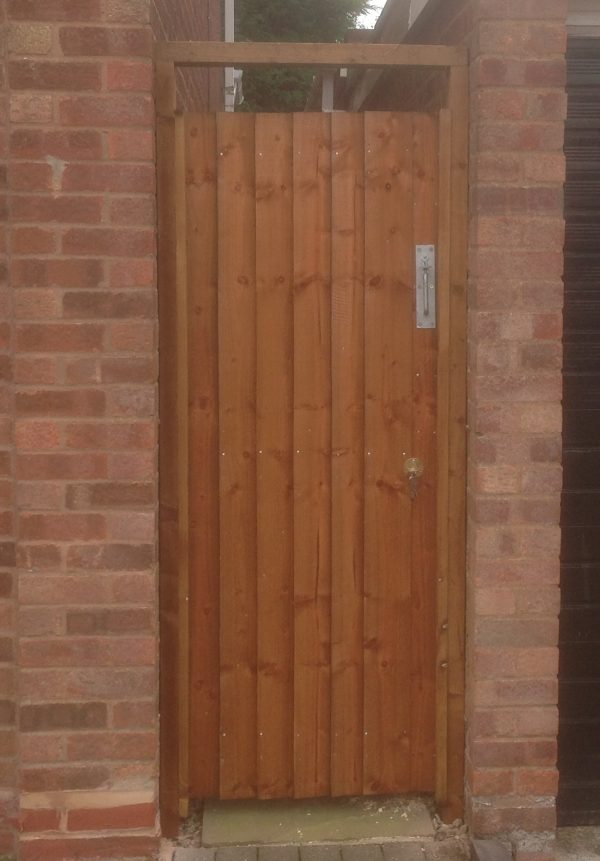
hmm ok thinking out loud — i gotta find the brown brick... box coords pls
[20,808,61,833]
[63,290,155,320]
[18,453,107,481]
[21,635,154,668]
[66,543,154,571]
[65,481,154,509]
[20,835,159,861]
[59,24,151,56]
[16,389,106,418]
[66,802,155,831]
[9,60,102,92]
[66,608,153,635]
[21,513,106,541]
[66,730,155,760]
[62,228,154,257]
[12,258,104,289]
[15,420,61,451]
[22,764,111,792]
[62,163,155,193]
[8,0,101,20]
[12,195,103,224]
[60,93,153,128]
[21,702,107,732]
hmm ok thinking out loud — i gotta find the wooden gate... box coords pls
[157,41,468,834]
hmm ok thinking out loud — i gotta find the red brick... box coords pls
[101,357,156,384]
[59,25,152,56]
[107,128,154,161]
[63,290,155,319]
[12,194,103,224]
[17,481,63,510]
[478,0,568,20]
[15,420,61,451]
[66,801,156,831]
[21,636,154,668]
[62,227,154,257]
[20,513,106,541]
[11,162,52,192]
[10,93,53,124]
[474,679,558,708]
[107,59,153,92]
[21,702,107,731]
[20,808,61,833]
[20,835,159,861]
[106,386,155,418]
[64,421,155,450]
[66,543,154,571]
[20,733,65,763]
[112,700,156,729]
[16,323,104,353]
[19,607,64,637]
[22,764,110,792]
[8,0,101,20]
[66,608,152,635]
[59,93,153,127]
[514,768,559,796]
[15,288,62,319]
[9,60,102,92]
[109,195,155,226]
[62,162,155,193]
[64,358,100,385]
[17,453,106,481]
[11,129,103,161]
[107,451,154,481]
[12,258,104,289]
[16,389,105,419]
[66,730,155,760]
[65,481,154,509]
[21,666,156,699]
[477,21,567,56]
[109,320,155,352]
[12,226,55,255]
[106,511,155,541]
[474,647,558,679]
[17,543,62,571]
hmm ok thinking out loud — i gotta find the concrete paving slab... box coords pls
[203,798,434,846]
[341,846,384,860]
[259,847,301,861]
[382,843,427,861]
[299,847,342,861]
[216,849,258,861]
[175,851,216,861]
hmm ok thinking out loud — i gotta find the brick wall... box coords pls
[0,0,18,854]
[4,0,160,857]
[415,1,567,858]
[151,0,222,111]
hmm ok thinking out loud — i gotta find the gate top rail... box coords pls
[155,40,467,69]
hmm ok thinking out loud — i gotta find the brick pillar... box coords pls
[0,0,18,855]
[6,1,159,857]
[466,2,567,858]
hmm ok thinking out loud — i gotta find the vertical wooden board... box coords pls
[217,113,258,800]
[410,113,438,792]
[330,112,365,797]
[435,108,452,809]
[186,114,220,799]
[445,66,469,821]
[175,115,191,816]
[363,112,414,795]
[292,112,332,799]
[255,114,294,799]
[157,112,181,836]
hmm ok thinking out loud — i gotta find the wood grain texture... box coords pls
[410,113,438,792]
[156,40,468,69]
[255,113,295,799]
[186,114,220,799]
[330,112,365,797]
[435,107,452,809]
[363,112,414,795]
[293,113,333,799]
[444,65,469,822]
[175,115,191,817]
[157,112,181,836]
[217,113,258,800]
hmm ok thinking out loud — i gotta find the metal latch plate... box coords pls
[416,244,436,329]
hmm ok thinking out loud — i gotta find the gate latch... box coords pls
[416,245,436,330]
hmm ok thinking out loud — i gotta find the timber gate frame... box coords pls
[155,40,469,837]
